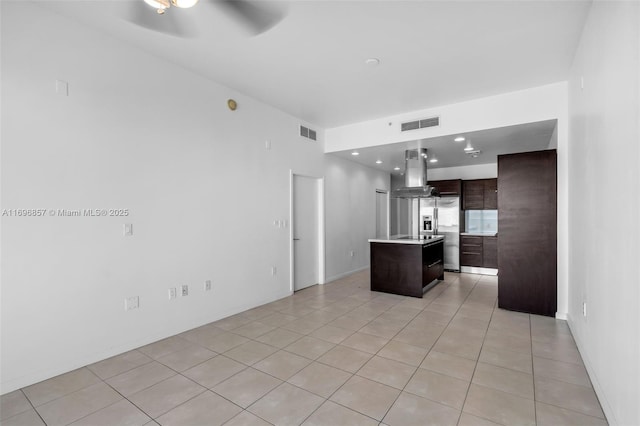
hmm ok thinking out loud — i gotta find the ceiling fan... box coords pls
[127,0,286,37]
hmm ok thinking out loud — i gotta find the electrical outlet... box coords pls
[583,302,587,317]
[271,266,277,276]
[204,280,212,291]
[168,288,177,300]
[349,250,354,257]
[181,285,189,297]
[125,296,139,311]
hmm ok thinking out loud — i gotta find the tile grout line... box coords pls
[373,274,483,424]
[18,388,48,426]
[531,312,537,426]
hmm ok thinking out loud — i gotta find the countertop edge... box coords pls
[368,236,445,245]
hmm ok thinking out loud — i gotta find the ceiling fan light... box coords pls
[171,0,199,8]
[144,0,170,10]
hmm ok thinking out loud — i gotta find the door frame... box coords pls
[289,170,326,292]
[375,189,390,239]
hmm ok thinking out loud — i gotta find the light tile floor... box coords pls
[1,271,608,426]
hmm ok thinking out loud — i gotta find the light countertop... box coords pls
[461,232,498,237]
[369,235,445,245]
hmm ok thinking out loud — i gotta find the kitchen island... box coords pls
[369,236,445,298]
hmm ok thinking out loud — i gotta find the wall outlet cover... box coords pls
[204,280,212,291]
[181,285,188,297]
[125,296,139,311]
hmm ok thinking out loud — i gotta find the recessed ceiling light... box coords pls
[454,136,465,142]
[375,160,382,164]
[464,141,474,152]
[430,158,438,163]
[351,151,359,156]
[365,58,380,66]
[394,167,400,171]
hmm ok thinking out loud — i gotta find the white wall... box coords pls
[325,84,570,319]
[0,2,387,393]
[567,1,640,425]
[427,163,497,181]
[324,155,390,282]
[325,83,569,153]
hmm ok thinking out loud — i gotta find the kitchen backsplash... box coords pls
[465,210,498,233]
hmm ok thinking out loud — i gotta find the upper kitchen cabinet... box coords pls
[428,179,462,196]
[462,179,497,210]
[497,149,557,317]
[483,179,498,209]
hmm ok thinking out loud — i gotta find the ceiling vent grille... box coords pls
[300,125,317,141]
[401,116,440,132]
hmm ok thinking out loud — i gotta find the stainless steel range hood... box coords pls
[392,148,439,199]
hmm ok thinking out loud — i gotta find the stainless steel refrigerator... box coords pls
[420,197,460,271]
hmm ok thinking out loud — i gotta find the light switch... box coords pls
[265,140,271,150]
[124,224,133,236]
[55,80,68,96]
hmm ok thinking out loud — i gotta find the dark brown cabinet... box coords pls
[483,236,498,268]
[428,179,462,196]
[497,149,557,317]
[484,179,498,209]
[370,239,445,298]
[462,178,497,210]
[461,235,497,268]
[462,180,485,209]
[461,235,483,267]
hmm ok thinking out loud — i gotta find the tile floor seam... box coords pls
[438,275,485,426]
[61,394,129,426]
[530,311,538,426]
[23,368,102,408]
[18,388,47,426]
[148,385,210,421]
[380,274,481,425]
[95,369,158,425]
[534,399,610,423]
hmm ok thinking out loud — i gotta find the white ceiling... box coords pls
[330,119,557,174]
[36,0,591,128]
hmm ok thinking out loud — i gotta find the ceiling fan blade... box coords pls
[216,0,286,35]
[124,1,198,38]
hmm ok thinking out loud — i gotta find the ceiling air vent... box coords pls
[401,116,440,132]
[300,125,317,141]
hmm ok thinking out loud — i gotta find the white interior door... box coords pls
[293,175,320,291]
[375,190,389,239]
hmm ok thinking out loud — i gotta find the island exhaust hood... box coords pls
[392,148,439,199]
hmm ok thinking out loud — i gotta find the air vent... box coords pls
[300,125,317,141]
[401,116,440,132]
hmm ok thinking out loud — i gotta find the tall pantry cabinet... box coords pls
[497,149,557,317]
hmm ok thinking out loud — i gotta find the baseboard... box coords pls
[0,289,293,395]
[325,265,369,283]
[555,311,568,320]
[566,313,616,426]
[460,266,498,276]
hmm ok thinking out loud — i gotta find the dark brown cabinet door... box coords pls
[462,180,485,209]
[483,236,498,268]
[461,235,483,267]
[484,179,498,209]
[428,179,462,196]
[497,150,557,317]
